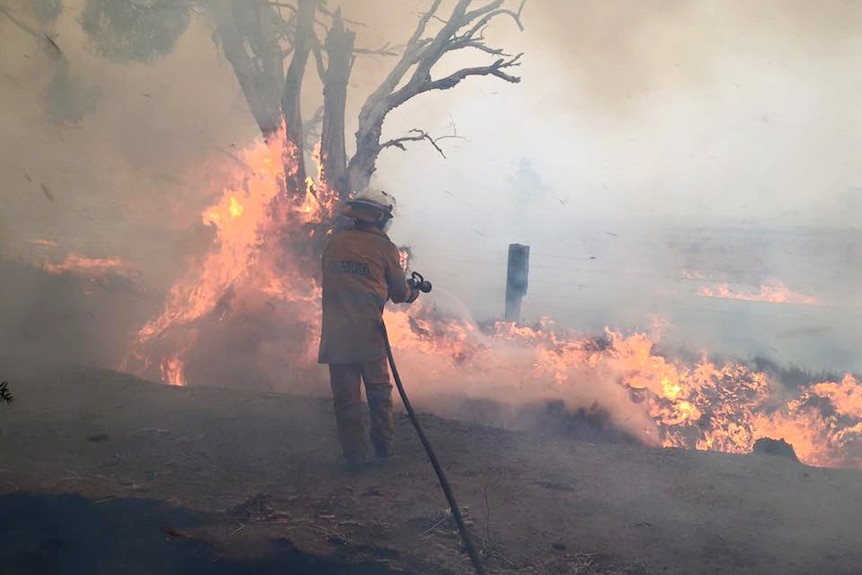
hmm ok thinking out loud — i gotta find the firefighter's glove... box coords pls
[405,285,420,303]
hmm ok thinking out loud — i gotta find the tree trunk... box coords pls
[346,99,389,194]
[280,0,316,199]
[207,0,284,139]
[319,9,355,200]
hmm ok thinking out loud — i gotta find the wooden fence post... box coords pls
[505,244,530,322]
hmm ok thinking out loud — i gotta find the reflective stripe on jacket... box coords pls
[318,225,410,364]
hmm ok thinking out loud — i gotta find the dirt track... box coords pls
[2,360,861,575]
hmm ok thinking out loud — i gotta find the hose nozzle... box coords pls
[407,271,432,293]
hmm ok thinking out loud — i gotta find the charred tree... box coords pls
[317,9,355,197]
[209,0,525,205]
[207,0,285,139]
[346,0,525,194]
[280,0,317,198]
[209,0,315,197]
[76,0,526,206]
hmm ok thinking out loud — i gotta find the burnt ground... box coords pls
[2,361,862,575]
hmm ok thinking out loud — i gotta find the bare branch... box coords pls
[450,35,508,56]
[317,3,367,28]
[423,12,449,25]
[353,42,401,57]
[267,1,297,13]
[311,35,327,81]
[304,104,324,150]
[386,0,525,107]
[424,52,522,92]
[273,9,297,43]
[348,0,527,193]
[462,0,506,23]
[381,128,462,159]
[461,0,526,41]
[359,0,444,106]
[270,0,339,37]
[409,0,446,48]
[308,105,324,128]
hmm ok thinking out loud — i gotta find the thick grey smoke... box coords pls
[375,0,862,373]
[0,0,256,365]
[1,0,860,375]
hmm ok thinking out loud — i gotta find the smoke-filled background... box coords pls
[1,0,861,375]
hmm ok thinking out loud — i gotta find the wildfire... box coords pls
[39,250,139,294]
[160,355,186,387]
[43,254,127,277]
[698,279,818,305]
[398,247,411,273]
[384,314,862,468]
[127,134,862,470]
[136,134,335,343]
[128,129,338,387]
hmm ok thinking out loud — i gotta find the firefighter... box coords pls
[318,187,420,469]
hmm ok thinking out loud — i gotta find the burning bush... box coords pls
[118,134,862,470]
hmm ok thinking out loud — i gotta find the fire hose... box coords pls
[382,272,488,575]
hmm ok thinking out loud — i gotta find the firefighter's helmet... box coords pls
[342,188,397,223]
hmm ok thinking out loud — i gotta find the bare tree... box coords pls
[208,0,285,138]
[211,0,526,202]
[279,0,317,196]
[346,0,525,194]
[315,8,355,194]
[75,0,526,207]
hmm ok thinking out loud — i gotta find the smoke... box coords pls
[517,0,862,118]
[1,0,861,387]
[372,0,862,375]
[388,330,662,444]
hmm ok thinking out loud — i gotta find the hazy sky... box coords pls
[364,0,862,224]
[2,0,860,253]
[1,0,860,370]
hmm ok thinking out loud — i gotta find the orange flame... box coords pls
[382,312,862,467]
[40,252,138,294]
[43,254,128,277]
[128,134,862,470]
[130,130,338,383]
[698,279,818,305]
[160,355,186,387]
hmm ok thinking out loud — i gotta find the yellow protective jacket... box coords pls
[318,225,411,364]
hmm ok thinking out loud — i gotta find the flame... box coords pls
[44,254,127,277]
[381,312,862,467]
[698,279,818,305]
[228,196,244,218]
[129,129,338,382]
[138,134,318,341]
[127,133,862,470]
[31,239,59,248]
[160,355,186,387]
[40,252,138,294]
[398,247,411,272]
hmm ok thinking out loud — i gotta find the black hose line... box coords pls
[382,323,488,575]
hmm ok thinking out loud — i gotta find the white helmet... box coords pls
[342,187,397,222]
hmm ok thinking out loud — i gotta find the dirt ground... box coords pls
[2,360,862,575]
